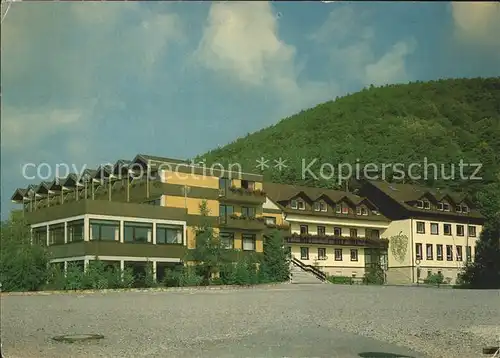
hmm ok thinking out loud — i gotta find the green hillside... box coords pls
[198,78,500,219]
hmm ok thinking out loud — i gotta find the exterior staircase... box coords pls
[289,257,328,284]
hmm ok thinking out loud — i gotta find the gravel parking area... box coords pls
[1,284,499,358]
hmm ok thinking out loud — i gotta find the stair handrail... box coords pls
[291,256,327,281]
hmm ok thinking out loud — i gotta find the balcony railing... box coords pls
[218,215,266,231]
[218,185,267,204]
[285,233,389,248]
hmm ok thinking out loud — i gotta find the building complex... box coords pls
[11,154,484,284]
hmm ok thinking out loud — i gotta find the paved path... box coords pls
[2,284,498,357]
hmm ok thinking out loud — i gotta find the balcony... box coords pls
[48,241,187,260]
[218,186,266,204]
[218,215,266,231]
[24,199,188,225]
[285,233,389,248]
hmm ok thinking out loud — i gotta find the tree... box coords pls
[458,213,500,289]
[260,230,290,283]
[187,200,234,284]
[0,211,51,292]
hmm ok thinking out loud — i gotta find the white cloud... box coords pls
[1,3,183,154]
[194,2,335,116]
[451,2,500,52]
[313,6,416,87]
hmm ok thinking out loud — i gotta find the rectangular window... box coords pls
[124,221,153,243]
[49,224,65,245]
[426,244,433,260]
[350,228,358,237]
[90,219,120,241]
[468,226,476,237]
[350,249,358,261]
[341,206,349,214]
[314,202,320,211]
[241,206,256,218]
[444,224,452,236]
[457,225,464,236]
[466,246,472,261]
[32,226,47,246]
[368,229,380,239]
[241,180,255,190]
[219,204,234,217]
[297,200,305,210]
[416,221,425,234]
[320,202,327,212]
[443,203,450,211]
[361,207,368,215]
[455,205,462,213]
[436,244,443,261]
[219,177,228,190]
[334,227,342,236]
[430,223,439,235]
[318,248,327,260]
[416,200,423,208]
[219,232,234,249]
[242,234,256,251]
[423,201,431,209]
[446,245,453,261]
[415,243,422,260]
[264,216,276,225]
[300,247,309,260]
[462,205,469,213]
[300,225,309,235]
[334,248,342,261]
[356,207,362,215]
[438,203,444,211]
[291,200,298,209]
[336,205,341,213]
[456,246,463,261]
[156,224,183,244]
[317,226,326,236]
[67,219,84,242]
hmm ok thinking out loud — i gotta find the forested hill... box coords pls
[198,78,500,219]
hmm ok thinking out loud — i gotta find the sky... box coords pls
[1,1,499,218]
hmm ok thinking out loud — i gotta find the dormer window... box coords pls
[455,205,462,213]
[297,199,305,210]
[423,201,431,210]
[314,201,326,212]
[438,203,444,211]
[341,206,349,214]
[361,207,368,216]
[443,203,450,212]
[356,207,362,215]
[416,200,424,208]
[291,200,298,209]
[462,205,469,213]
[336,204,341,214]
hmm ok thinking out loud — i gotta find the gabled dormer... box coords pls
[290,194,307,211]
[335,197,356,215]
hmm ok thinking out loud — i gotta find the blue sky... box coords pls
[1,1,499,218]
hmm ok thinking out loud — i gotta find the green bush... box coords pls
[363,264,385,285]
[423,273,445,286]
[327,276,353,284]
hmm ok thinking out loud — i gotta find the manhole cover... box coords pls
[52,334,104,343]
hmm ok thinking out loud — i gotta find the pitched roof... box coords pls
[365,180,483,219]
[264,182,367,205]
[368,180,468,205]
